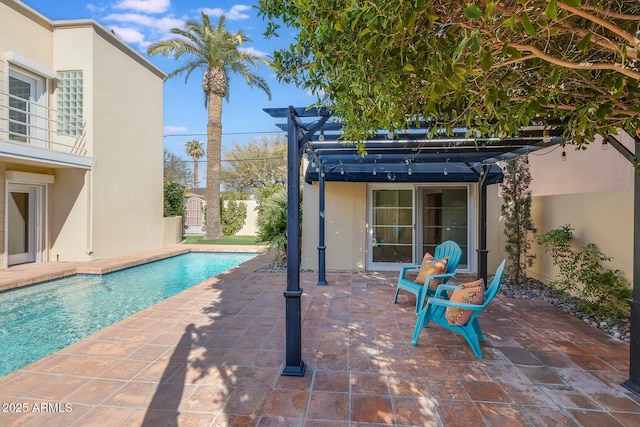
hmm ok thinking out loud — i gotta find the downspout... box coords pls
[86,169,93,257]
[317,164,328,285]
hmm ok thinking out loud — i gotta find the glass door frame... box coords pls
[366,182,477,272]
[6,182,46,267]
[415,183,476,273]
[366,184,416,270]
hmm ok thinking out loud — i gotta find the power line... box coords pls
[164,130,285,138]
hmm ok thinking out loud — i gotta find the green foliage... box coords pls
[501,155,536,283]
[255,183,286,217]
[222,135,287,196]
[164,149,192,186]
[163,181,186,217]
[221,200,247,236]
[256,187,301,260]
[537,225,631,319]
[258,1,640,147]
[222,190,250,201]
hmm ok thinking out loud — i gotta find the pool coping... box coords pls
[0,244,268,293]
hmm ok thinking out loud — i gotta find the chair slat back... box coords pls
[434,240,463,274]
[482,259,506,307]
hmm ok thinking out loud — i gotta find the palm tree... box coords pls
[184,139,204,187]
[148,13,271,240]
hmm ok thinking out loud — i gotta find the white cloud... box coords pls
[105,12,184,32]
[226,5,251,20]
[110,26,150,48]
[200,5,251,20]
[240,47,268,58]
[105,13,155,26]
[201,8,224,18]
[164,125,188,134]
[115,0,170,14]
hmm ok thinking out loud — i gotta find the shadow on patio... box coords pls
[0,252,638,426]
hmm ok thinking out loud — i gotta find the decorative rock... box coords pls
[501,274,630,343]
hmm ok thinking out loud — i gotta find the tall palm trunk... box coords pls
[205,95,223,239]
[193,160,199,188]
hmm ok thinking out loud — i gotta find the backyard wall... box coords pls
[499,133,635,284]
[163,216,183,246]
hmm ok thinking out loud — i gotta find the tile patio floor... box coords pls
[0,245,639,426]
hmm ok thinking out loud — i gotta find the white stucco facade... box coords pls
[0,0,165,268]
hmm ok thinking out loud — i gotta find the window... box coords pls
[56,71,83,136]
[8,75,31,142]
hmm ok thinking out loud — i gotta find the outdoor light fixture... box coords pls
[602,139,609,150]
[561,150,567,161]
[543,129,551,143]
[372,167,377,176]
[340,168,345,175]
[443,158,449,176]
[408,167,412,176]
[318,129,325,141]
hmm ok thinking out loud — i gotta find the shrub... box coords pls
[164,181,185,217]
[537,225,631,319]
[221,200,247,236]
[501,155,536,283]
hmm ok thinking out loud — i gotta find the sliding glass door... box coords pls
[367,184,473,270]
[370,189,414,265]
[419,187,469,269]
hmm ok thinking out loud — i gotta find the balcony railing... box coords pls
[0,90,88,157]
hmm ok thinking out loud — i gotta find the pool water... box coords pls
[0,252,257,378]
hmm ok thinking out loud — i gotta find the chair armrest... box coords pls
[399,265,421,278]
[426,298,485,311]
[433,283,458,298]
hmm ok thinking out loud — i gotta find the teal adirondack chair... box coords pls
[411,259,507,358]
[393,240,463,314]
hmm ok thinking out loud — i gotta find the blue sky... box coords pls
[21,0,312,169]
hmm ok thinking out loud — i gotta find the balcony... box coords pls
[0,90,92,169]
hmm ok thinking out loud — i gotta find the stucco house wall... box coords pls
[0,0,165,267]
[301,179,504,273]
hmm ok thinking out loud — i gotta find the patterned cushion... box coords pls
[445,279,485,326]
[415,255,448,285]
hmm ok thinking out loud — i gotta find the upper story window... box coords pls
[7,68,47,145]
[56,71,83,136]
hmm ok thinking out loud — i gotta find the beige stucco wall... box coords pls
[235,200,259,236]
[51,24,165,261]
[163,216,183,245]
[302,180,504,273]
[302,181,367,270]
[505,136,635,283]
[526,190,633,284]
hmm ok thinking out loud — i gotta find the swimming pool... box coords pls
[0,252,257,378]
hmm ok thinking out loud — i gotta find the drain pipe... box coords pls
[86,169,93,257]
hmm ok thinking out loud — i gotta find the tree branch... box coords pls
[556,1,640,49]
[508,43,640,80]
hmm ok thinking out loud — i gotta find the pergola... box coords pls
[263,106,640,397]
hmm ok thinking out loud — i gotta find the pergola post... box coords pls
[623,137,640,395]
[282,107,305,376]
[317,164,328,285]
[477,164,489,286]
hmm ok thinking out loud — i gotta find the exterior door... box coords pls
[8,185,37,265]
[418,186,470,269]
[368,188,414,268]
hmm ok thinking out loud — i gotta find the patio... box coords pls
[0,249,638,426]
